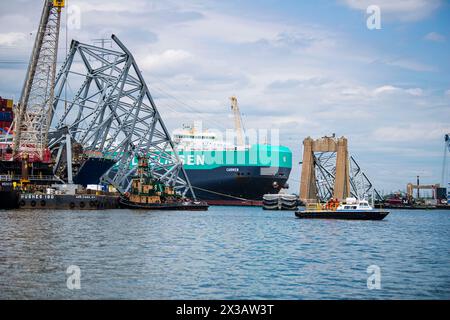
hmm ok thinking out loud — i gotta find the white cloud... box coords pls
[405,88,423,96]
[373,85,399,95]
[72,0,156,13]
[372,124,448,142]
[424,32,446,42]
[372,85,424,97]
[0,32,27,46]
[341,0,441,21]
[381,58,436,72]
[170,11,281,44]
[140,49,192,73]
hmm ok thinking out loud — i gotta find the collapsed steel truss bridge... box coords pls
[313,152,382,202]
[48,35,194,196]
[300,136,381,203]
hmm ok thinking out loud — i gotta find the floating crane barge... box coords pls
[1,0,67,209]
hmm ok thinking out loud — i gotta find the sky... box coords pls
[0,0,449,194]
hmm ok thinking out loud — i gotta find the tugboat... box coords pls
[295,197,389,220]
[119,156,208,211]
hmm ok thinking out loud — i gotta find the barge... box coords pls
[19,192,119,210]
[0,185,19,209]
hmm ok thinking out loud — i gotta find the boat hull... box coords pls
[205,199,262,206]
[119,198,209,211]
[18,193,119,210]
[60,163,291,207]
[0,190,19,209]
[295,210,389,220]
[74,158,116,186]
[187,166,291,204]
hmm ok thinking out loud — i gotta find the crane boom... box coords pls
[230,96,245,146]
[13,0,64,162]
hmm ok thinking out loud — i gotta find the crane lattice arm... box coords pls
[230,96,245,146]
[13,0,64,162]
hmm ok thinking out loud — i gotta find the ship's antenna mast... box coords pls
[13,0,64,162]
[230,96,245,146]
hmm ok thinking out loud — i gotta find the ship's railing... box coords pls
[28,175,60,182]
[0,175,14,182]
[0,175,59,182]
[306,203,324,211]
[304,199,340,211]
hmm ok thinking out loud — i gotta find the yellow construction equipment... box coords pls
[53,0,65,8]
[407,181,440,200]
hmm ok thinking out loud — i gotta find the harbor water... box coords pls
[0,207,449,299]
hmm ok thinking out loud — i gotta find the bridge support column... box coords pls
[300,137,317,202]
[333,137,350,200]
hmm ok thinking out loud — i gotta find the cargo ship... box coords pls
[172,97,292,206]
[173,128,292,205]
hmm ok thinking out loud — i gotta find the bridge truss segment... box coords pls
[49,35,194,196]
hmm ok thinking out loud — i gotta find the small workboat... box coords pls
[295,197,389,220]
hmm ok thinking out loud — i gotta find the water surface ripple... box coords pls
[0,207,449,299]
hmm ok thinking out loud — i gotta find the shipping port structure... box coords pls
[381,134,450,209]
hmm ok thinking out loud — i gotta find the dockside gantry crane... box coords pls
[13,0,64,163]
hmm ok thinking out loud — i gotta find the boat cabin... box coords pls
[337,198,373,211]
